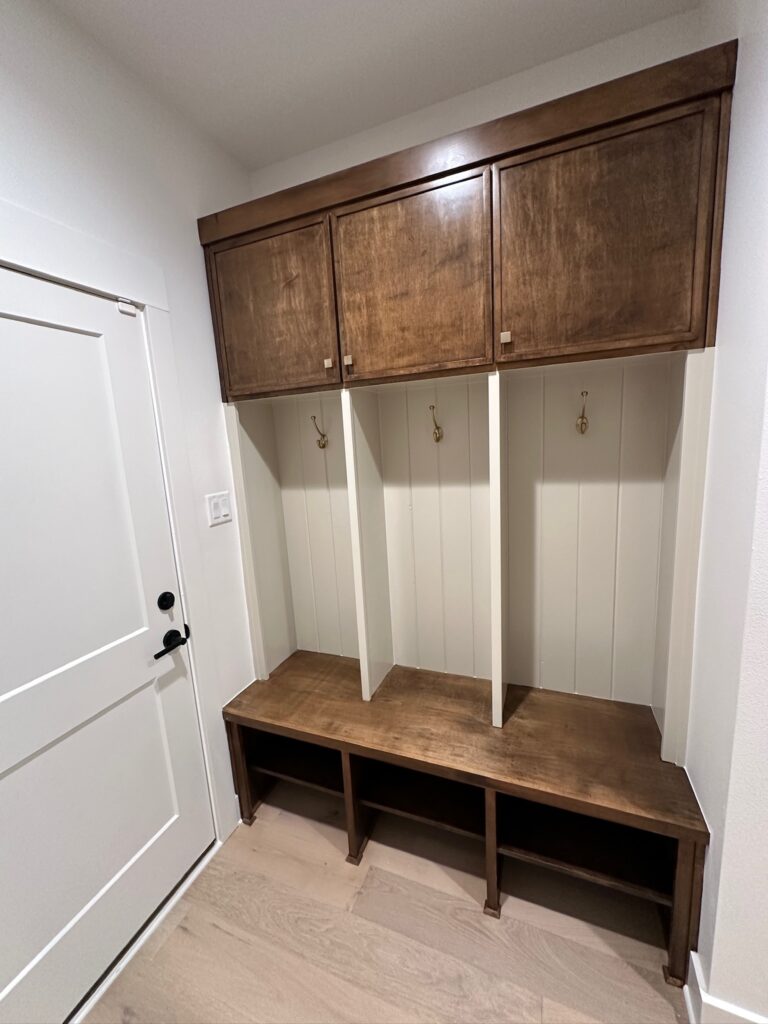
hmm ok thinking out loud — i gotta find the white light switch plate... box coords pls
[206,491,232,526]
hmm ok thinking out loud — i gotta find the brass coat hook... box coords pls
[576,391,589,435]
[429,404,443,443]
[310,415,328,449]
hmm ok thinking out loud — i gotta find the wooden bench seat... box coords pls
[223,650,708,986]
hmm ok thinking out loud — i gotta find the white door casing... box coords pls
[0,267,214,1023]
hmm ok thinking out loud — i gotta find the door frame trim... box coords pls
[0,198,168,310]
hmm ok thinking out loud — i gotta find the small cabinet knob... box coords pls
[323,357,334,369]
[343,354,353,367]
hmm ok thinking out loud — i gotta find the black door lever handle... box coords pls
[154,624,190,660]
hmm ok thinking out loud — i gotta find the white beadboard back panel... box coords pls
[377,376,491,679]
[505,354,677,704]
[344,389,394,698]
[238,393,358,669]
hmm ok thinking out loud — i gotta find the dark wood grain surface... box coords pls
[494,101,718,362]
[199,42,736,244]
[211,216,340,397]
[331,168,492,380]
[223,650,708,842]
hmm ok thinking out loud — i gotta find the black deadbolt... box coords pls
[157,591,175,611]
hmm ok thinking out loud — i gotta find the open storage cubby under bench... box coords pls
[223,650,709,987]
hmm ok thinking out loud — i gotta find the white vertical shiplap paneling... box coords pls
[435,380,475,676]
[239,393,358,665]
[296,395,344,654]
[573,361,622,698]
[505,354,675,705]
[343,388,394,698]
[378,388,419,668]
[506,371,543,689]
[539,370,581,693]
[272,399,319,652]
[377,376,491,679]
[406,383,446,671]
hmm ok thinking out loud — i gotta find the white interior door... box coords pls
[0,268,214,1023]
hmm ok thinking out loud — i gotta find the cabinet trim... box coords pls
[198,41,737,245]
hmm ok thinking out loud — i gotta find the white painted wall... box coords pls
[249,7,714,199]
[684,1,768,1017]
[0,0,252,838]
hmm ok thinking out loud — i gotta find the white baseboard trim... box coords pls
[70,840,222,1023]
[685,952,768,1024]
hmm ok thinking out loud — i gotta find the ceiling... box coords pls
[54,0,699,170]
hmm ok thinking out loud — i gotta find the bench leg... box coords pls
[225,720,263,825]
[342,751,369,865]
[484,789,502,918]
[664,839,696,986]
[688,843,706,953]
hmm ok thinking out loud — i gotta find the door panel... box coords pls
[0,268,214,1023]
[332,168,492,381]
[212,216,340,397]
[494,101,719,362]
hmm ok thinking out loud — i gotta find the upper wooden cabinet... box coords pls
[494,100,721,363]
[330,169,492,381]
[207,216,340,398]
[199,43,735,399]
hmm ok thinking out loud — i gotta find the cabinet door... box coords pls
[331,168,492,381]
[210,216,340,398]
[494,100,719,363]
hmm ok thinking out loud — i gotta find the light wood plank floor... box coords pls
[86,783,685,1024]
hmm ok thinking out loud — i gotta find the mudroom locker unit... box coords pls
[201,41,737,987]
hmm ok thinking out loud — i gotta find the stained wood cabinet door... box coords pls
[494,100,721,363]
[331,168,492,381]
[209,215,340,398]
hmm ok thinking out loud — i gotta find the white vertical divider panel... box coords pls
[573,361,622,698]
[321,393,359,658]
[653,356,686,730]
[224,403,268,680]
[660,349,715,764]
[489,371,507,727]
[506,371,543,688]
[342,389,394,700]
[468,377,492,679]
[407,383,446,671]
[613,356,670,703]
[227,402,295,676]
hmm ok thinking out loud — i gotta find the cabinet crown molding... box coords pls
[198,40,737,246]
